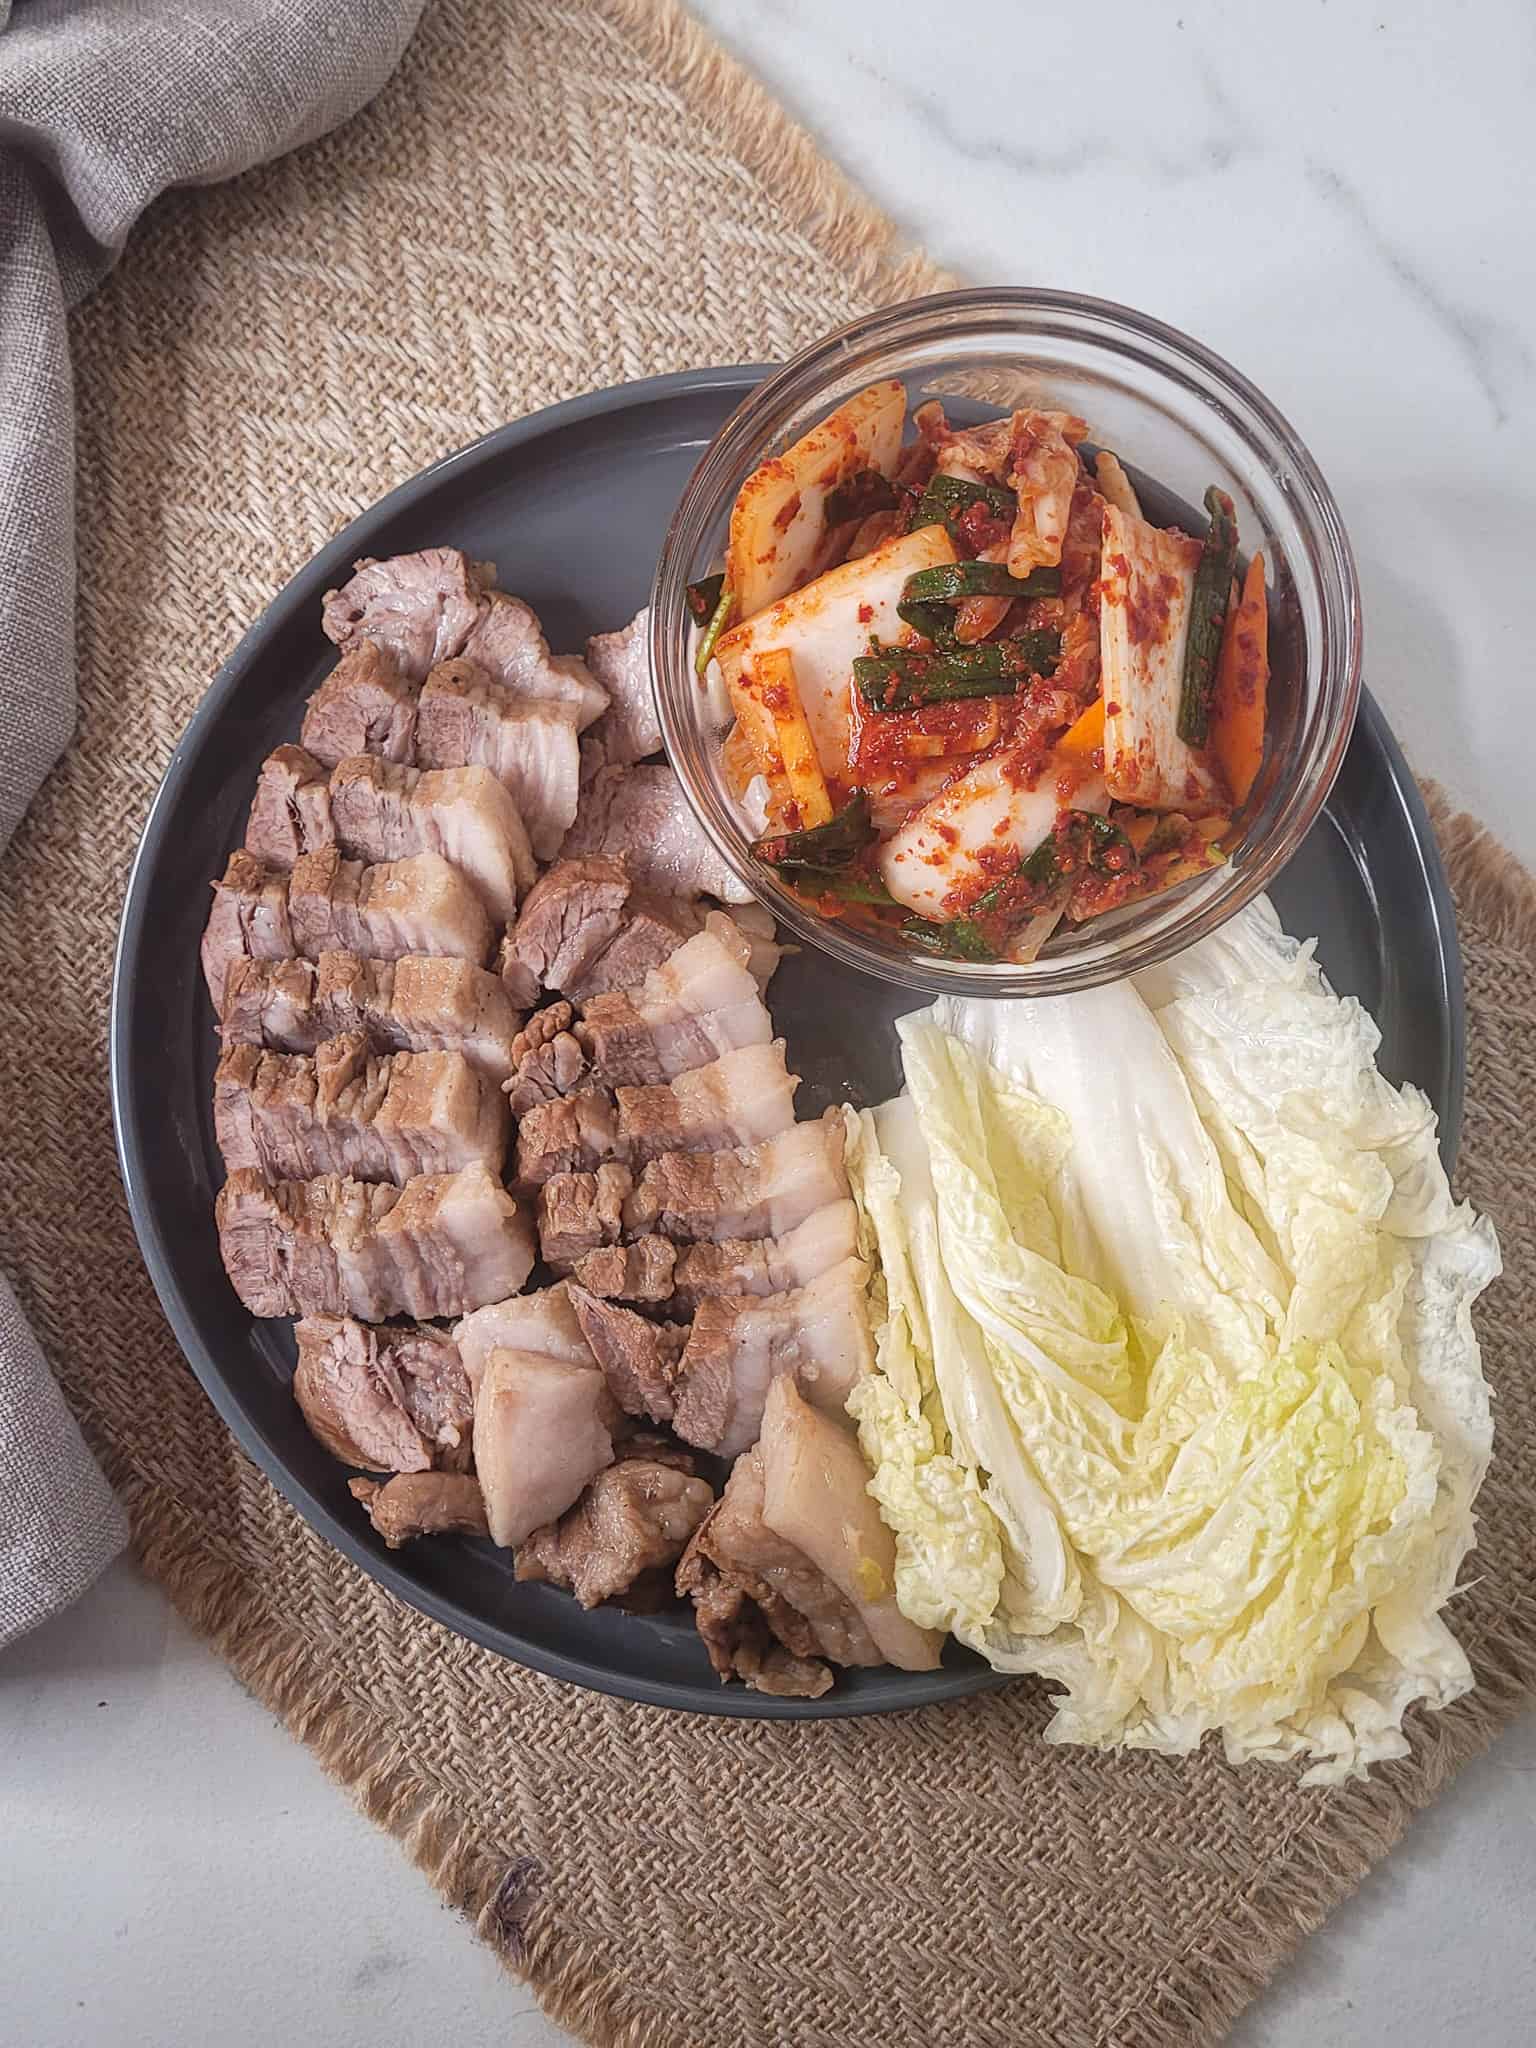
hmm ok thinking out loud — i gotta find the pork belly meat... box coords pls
[293,1314,473,1471]
[416,659,583,860]
[676,1444,877,1696]
[515,1456,713,1608]
[462,1286,619,1549]
[670,1257,874,1459]
[669,1200,859,1312]
[312,953,521,1084]
[301,641,419,767]
[569,1237,678,1305]
[624,1110,848,1245]
[216,1160,534,1321]
[560,762,751,902]
[219,956,323,1053]
[322,549,489,683]
[215,1034,508,1184]
[244,745,334,870]
[569,892,705,1001]
[350,1472,489,1549]
[458,592,608,730]
[580,608,660,774]
[201,850,294,1012]
[574,925,771,1087]
[568,1287,688,1423]
[504,1001,590,1113]
[288,847,492,966]
[758,1375,941,1672]
[536,1163,632,1267]
[329,755,535,924]
[513,1090,619,1189]
[497,857,632,1007]
[614,1039,798,1167]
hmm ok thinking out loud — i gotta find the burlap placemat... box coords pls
[3,3,1533,2042]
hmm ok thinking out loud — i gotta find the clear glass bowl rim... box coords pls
[650,287,1363,998]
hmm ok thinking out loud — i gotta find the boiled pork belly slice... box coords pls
[613,1039,798,1167]
[496,856,633,1007]
[473,1344,620,1550]
[457,591,608,730]
[287,847,493,966]
[243,745,334,870]
[349,1472,489,1549]
[515,1454,714,1608]
[574,924,771,1087]
[535,1163,633,1268]
[321,548,489,683]
[301,641,420,767]
[219,956,323,1053]
[416,658,583,860]
[454,1279,592,1395]
[214,1034,508,1185]
[559,762,750,903]
[312,952,521,1085]
[669,1256,874,1459]
[292,1315,473,1472]
[201,849,295,1013]
[668,1199,859,1312]
[580,608,659,774]
[215,1160,533,1321]
[568,1237,678,1305]
[329,755,535,924]
[567,1288,688,1424]
[623,1110,848,1245]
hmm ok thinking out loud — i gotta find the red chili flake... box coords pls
[857,602,874,624]
[772,492,803,533]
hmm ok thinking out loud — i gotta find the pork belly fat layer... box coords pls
[624,1111,849,1245]
[288,847,493,966]
[329,755,535,924]
[473,1345,619,1548]
[417,660,583,861]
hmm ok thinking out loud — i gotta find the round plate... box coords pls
[111,368,1464,1717]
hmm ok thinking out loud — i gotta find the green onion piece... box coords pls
[894,598,960,646]
[914,473,1016,531]
[901,561,1061,603]
[823,469,899,527]
[693,579,734,677]
[751,791,874,873]
[1176,487,1239,743]
[853,631,1061,710]
[904,813,1135,961]
[685,572,725,625]
[789,867,899,908]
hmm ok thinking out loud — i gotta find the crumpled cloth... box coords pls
[0,0,423,1650]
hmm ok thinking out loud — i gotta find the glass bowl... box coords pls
[649,289,1362,997]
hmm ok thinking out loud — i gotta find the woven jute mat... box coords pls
[4,3,1534,2042]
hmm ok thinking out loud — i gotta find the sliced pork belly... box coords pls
[560,763,750,903]
[669,1257,873,1458]
[676,1445,877,1696]
[288,848,492,966]
[569,892,705,1000]
[504,1001,590,1113]
[570,1237,678,1305]
[313,952,520,1084]
[708,905,782,993]
[623,1111,848,1245]
[474,1341,620,1549]
[574,925,771,1086]
[614,1040,798,1167]
[669,1200,859,1312]
[301,641,419,767]
[329,756,535,924]
[580,608,660,774]
[497,857,631,1007]
[515,1456,713,1608]
[455,1279,591,1394]
[458,592,608,729]
[220,956,323,1053]
[568,1288,688,1423]
[243,745,334,870]
[201,850,295,1012]
[416,659,583,860]
[350,1472,489,1548]
[759,1375,941,1671]
[321,548,488,683]
[513,1090,619,1188]
[293,1315,472,1471]
[536,1163,632,1267]
[215,1160,533,1321]
[215,1035,508,1185]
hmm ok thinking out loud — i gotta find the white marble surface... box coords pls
[5,3,1535,2045]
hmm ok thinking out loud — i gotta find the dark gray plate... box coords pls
[111,368,1464,1718]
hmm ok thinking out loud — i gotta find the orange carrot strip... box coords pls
[1209,553,1268,806]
